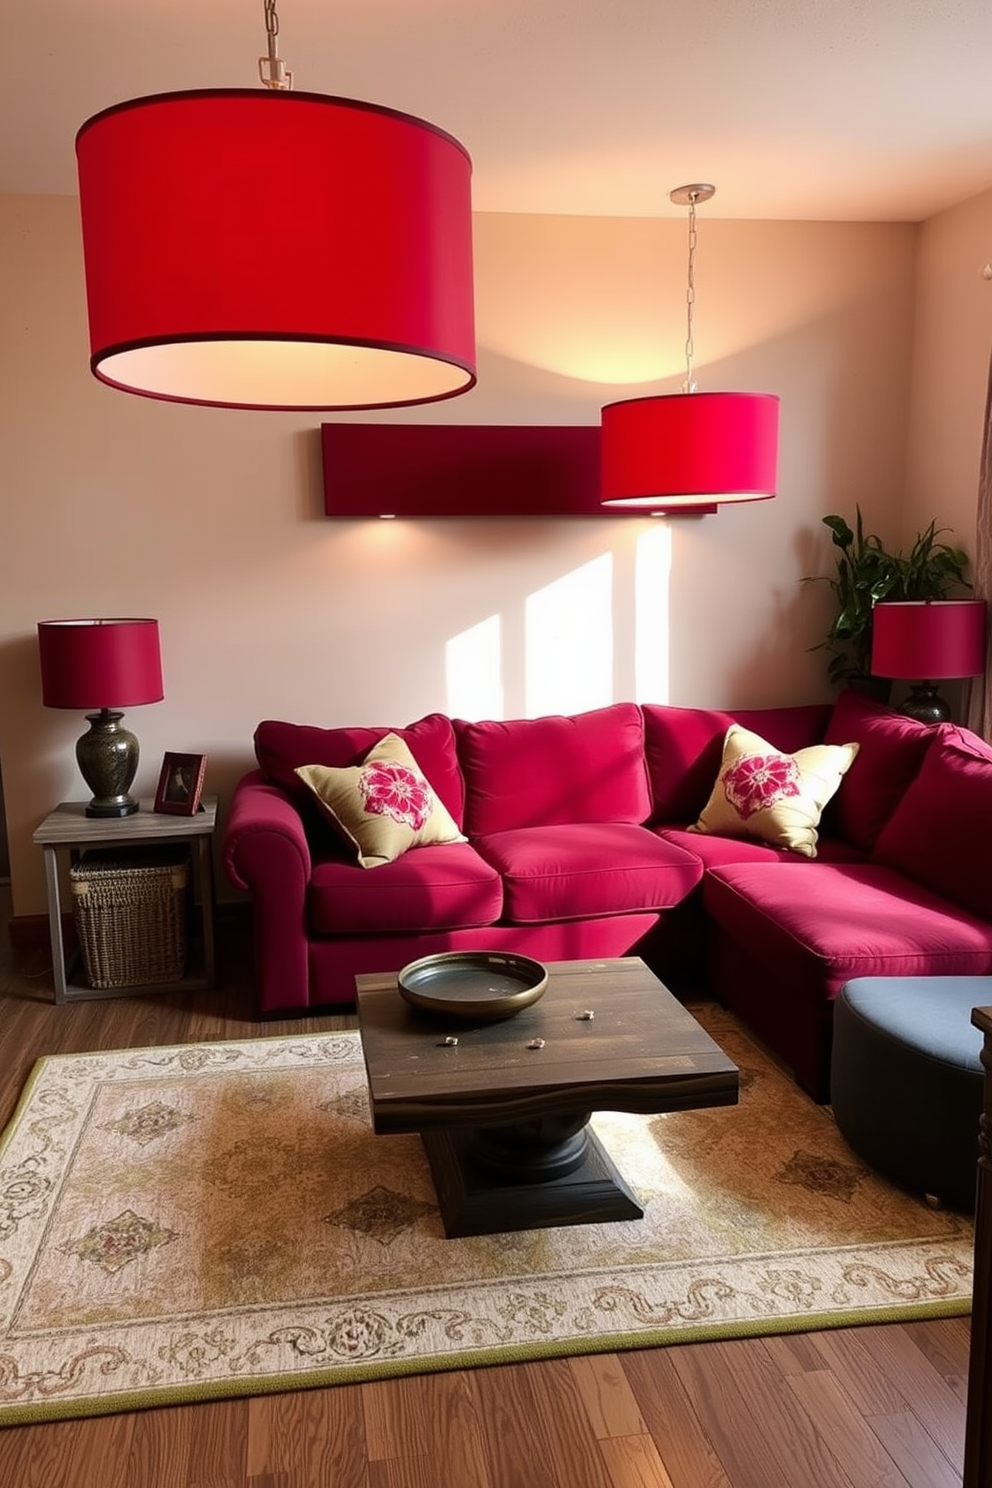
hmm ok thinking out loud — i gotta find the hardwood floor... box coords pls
[0,892,971,1487]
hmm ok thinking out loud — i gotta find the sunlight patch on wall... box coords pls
[525,554,613,717]
[634,523,672,704]
[445,614,503,721]
[445,528,671,722]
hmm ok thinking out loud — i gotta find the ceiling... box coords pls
[5,0,992,222]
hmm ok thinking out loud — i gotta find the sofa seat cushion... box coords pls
[704,861,992,988]
[472,823,703,924]
[308,842,502,935]
[657,825,867,869]
[455,703,651,836]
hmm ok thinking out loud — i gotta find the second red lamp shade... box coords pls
[871,599,988,723]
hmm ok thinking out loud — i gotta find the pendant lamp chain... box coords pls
[670,183,715,394]
[259,0,293,90]
[599,179,779,509]
[682,195,700,393]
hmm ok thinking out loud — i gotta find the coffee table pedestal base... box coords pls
[422,1117,644,1239]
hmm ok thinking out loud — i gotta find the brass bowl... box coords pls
[397,951,548,1022]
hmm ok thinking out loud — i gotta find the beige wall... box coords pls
[904,185,992,551]
[0,195,918,916]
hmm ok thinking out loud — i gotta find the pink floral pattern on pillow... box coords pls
[359,762,433,830]
[723,752,802,820]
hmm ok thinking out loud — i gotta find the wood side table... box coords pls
[965,1004,992,1488]
[32,798,218,1004]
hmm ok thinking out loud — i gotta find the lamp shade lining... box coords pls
[90,339,474,413]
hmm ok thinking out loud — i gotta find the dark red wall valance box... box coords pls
[321,423,715,518]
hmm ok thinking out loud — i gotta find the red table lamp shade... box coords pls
[38,619,164,818]
[75,90,476,411]
[870,598,988,725]
[870,600,988,680]
[38,619,164,709]
[600,392,780,510]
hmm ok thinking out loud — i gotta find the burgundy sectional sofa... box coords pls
[222,689,992,1100]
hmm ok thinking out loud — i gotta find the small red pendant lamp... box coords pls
[74,2,476,412]
[601,185,779,511]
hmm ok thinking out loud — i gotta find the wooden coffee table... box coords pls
[355,956,738,1238]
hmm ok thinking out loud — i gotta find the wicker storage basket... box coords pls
[70,846,189,989]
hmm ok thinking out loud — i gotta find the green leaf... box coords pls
[824,514,854,549]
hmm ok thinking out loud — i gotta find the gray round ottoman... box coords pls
[830,976,988,1211]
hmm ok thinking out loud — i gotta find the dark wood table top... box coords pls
[355,956,738,1133]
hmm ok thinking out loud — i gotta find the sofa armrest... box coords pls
[222,769,313,1013]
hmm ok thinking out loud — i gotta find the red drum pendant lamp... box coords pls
[74,2,476,411]
[601,185,779,511]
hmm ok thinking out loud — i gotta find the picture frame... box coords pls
[154,752,207,816]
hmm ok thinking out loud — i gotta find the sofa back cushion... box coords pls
[871,724,992,920]
[820,688,936,852]
[642,702,832,824]
[254,712,465,827]
[455,703,650,835]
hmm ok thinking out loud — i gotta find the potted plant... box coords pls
[806,508,972,689]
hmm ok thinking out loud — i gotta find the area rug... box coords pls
[0,1005,973,1426]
